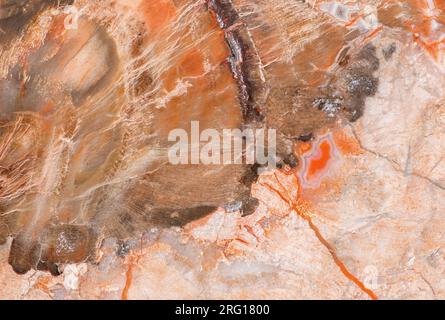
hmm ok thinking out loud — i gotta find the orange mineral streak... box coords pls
[47,15,69,41]
[141,2,240,138]
[307,140,331,180]
[363,25,384,43]
[264,172,379,300]
[121,240,145,300]
[34,276,53,296]
[300,210,378,300]
[413,33,445,61]
[121,263,133,300]
[378,0,445,61]
[345,14,363,28]
[178,48,206,78]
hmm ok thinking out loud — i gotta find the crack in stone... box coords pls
[259,173,379,300]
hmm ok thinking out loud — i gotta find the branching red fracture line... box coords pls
[259,173,378,300]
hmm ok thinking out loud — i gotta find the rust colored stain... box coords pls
[307,140,331,180]
[34,276,52,296]
[121,264,133,300]
[40,100,56,114]
[121,250,144,300]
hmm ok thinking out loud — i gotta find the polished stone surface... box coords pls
[0,0,444,299]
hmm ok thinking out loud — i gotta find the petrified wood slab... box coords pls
[0,0,444,300]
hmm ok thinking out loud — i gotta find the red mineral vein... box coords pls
[297,210,378,300]
[260,173,378,300]
[121,263,133,301]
